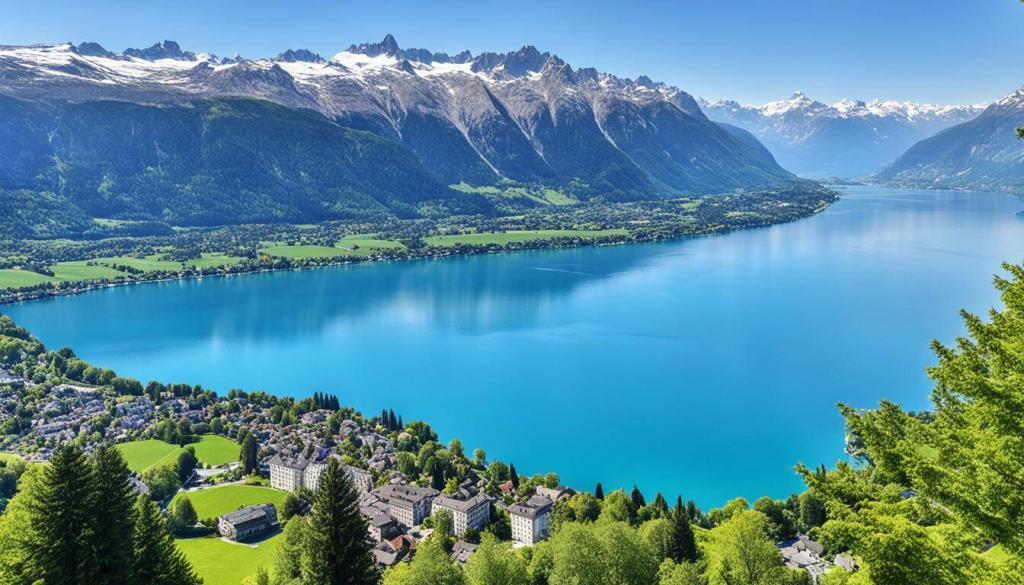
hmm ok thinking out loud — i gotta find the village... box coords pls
[0,359,854,584]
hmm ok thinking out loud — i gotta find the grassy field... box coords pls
[172,485,287,521]
[115,440,183,473]
[50,261,127,282]
[184,253,244,269]
[191,435,240,467]
[425,229,628,247]
[177,533,280,585]
[261,237,405,259]
[0,269,59,289]
[89,255,184,272]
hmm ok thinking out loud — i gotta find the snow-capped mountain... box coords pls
[700,92,985,178]
[0,36,795,230]
[873,87,1024,193]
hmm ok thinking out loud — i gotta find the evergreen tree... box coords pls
[630,485,646,511]
[669,496,698,563]
[281,492,304,523]
[177,448,197,484]
[388,410,398,432]
[594,482,604,500]
[380,409,388,428]
[509,465,519,489]
[302,458,378,585]
[132,496,201,585]
[89,445,137,585]
[432,465,446,491]
[397,415,403,430]
[30,443,96,585]
[240,433,258,474]
[652,493,669,518]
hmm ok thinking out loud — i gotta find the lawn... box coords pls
[115,439,183,473]
[185,253,244,269]
[50,261,127,282]
[0,269,59,289]
[191,435,240,467]
[0,452,23,465]
[88,255,184,272]
[261,237,405,259]
[425,229,628,246]
[177,533,280,585]
[172,485,287,522]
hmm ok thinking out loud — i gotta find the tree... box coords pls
[465,533,527,585]
[170,496,198,529]
[281,492,304,523]
[705,510,805,585]
[595,482,604,500]
[29,443,96,585]
[272,515,308,585]
[509,465,519,489]
[544,472,560,489]
[141,465,180,501]
[176,448,197,484]
[302,458,378,585]
[242,566,271,585]
[630,486,646,512]
[599,490,633,524]
[132,495,201,585]
[668,497,698,564]
[639,518,674,562]
[658,559,703,585]
[240,433,258,474]
[89,445,138,585]
[382,536,466,585]
[432,509,455,543]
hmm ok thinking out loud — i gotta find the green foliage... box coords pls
[171,495,199,529]
[240,433,258,474]
[705,510,807,585]
[382,536,466,585]
[465,534,528,585]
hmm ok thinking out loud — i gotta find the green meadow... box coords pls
[115,440,183,473]
[176,533,280,585]
[424,229,628,247]
[171,485,287,521]
[190,435,240,467]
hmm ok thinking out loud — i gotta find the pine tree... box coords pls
[630,485,646,511]
[669,496,698,563]
[509,464,519,489]
[176,448,197,484]
[29,443,96,585]
[388,410,397,432]
[432,464,446,491]
[397,415,403,430]
[302,458,378,585]
[89,445,137,585]
[132,496,201,585]
[240,433,258,474]
[652,492,669,518]
[380,409,388,428]
[594,482,604,500]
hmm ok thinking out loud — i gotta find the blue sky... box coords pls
[1,0,1022,105]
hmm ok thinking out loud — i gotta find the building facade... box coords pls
[218,504,279,542]
[509,496,553,545]
[371,484,439,527]
[431,493,491,536]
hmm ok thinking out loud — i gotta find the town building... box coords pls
[431,492,491,536]
[371,484,439,527]
[535,485,573,503]
[218,504,279,542]
[269,447,372,493]
[509,495,553,545]
[779,534,830,583]
[451,541,478,565]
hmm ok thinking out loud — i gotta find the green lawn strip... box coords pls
[191,435,240,467]
[336,236,406,254]
[184,253,244,269]
[172,485,287,522]
[425,229,628,247]
[89,255,184,272]
[176,533,280,585]
[0,269,59,289]
[115,439,184,473]
[260,244,352,259]
[50,261,127,282]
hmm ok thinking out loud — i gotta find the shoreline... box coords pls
[0,197,836,307]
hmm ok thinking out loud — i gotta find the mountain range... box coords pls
[0,36,798,235]
[701,93,985,178]
[873,88,1024,193]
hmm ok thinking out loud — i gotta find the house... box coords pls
[535,485,573,503]
[218,504,279,541]
[269,447,370,493]
[431,492,491,536]
[779,534,830,583]
[371,484,439,527]
[509,495,553,545]
[451,541,478,565]
[498,481,515,495]
[365,508,400,542]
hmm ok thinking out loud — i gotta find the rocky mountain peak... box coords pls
[124,40,196,61]
[276,48,324,63]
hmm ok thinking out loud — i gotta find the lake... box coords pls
[6,186,1024,508]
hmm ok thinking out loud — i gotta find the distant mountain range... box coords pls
[701,93,985,178]
[0,36,798,234]
[873,88,1024,193]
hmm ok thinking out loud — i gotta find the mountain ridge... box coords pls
[701,92,985,178]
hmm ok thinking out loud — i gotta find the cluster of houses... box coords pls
[778,533,857,584]
[213,441,562,567]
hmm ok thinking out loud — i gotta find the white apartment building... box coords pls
[431,493,491,536]
[509,495,553,545]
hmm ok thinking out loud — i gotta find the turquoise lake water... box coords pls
[7,186,1024,507]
